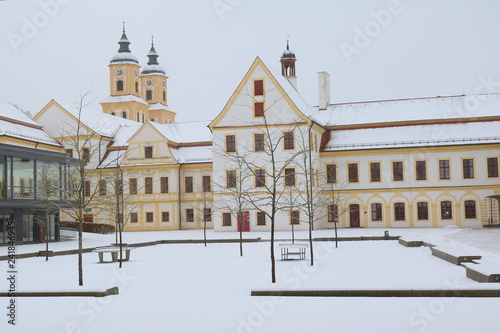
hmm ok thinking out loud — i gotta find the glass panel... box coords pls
[36,160,61,200]
[13,157,34,199]
[0,156,5,198]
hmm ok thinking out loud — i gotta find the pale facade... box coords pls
[32,30,500,232]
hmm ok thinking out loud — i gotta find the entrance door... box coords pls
[237,211,250,232]
[349,204,360,228]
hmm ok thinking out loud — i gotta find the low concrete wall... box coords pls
[251,289,500,297]
[0,287,119,298]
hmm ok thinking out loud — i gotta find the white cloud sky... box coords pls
[1,0,499,122]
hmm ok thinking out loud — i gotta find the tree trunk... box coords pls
[334,219,338,248]
[271,214,276,283]
[204,219,207,247]
[309,216,314,266]
[78,219,83,286]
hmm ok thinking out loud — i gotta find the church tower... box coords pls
[101,24,150,122]
[280,40,297,89]
[140,37,176,124]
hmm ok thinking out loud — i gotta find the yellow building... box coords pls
[33,30,500,232]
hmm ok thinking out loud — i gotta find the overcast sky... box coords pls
[1,0,500,122]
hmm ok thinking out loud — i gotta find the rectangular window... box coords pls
[84,180,91,197]
[441,201,452,219]
[160,177,169,193]
[145,177,153,194]
[129,178,137,195]
[161,211,170,222]
[254,102,264,117]
[348,163,358,183]
[439,159,450,180]
[222,212,232,226]
[394,203,405,221]
[226,170,236,188]
[326,164,337,184]
[99,180,106,196]
[225,135,236,153]
[82,148,90,162]
[392,161,403,181]
[255,169,266,187]
[185,176,193,193]
[144,146,153,159]
[463,159,474,179]
[254,79,264,96]
[254,133,265,152]
[202,175,211,192]
[370,162,381,182]
[130,212,138,223]
[291,210,300,225]
[204,208,212,222]
[284,131,294,150]
[417,202,429,220]
[146,212,154,223]
[371,203,382,221]
[464,200,476,219]
[487,157,499,178]
[186,209,194,222]
[257,211,266,225]
[284,168,295,186]
[328,204,338,222]
[415,160,427,181]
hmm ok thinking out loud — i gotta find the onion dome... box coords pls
[141,36,166,75]
[110,23,139,64]
[281,41,296,59]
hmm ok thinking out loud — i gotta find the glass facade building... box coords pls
[0,143,74,244]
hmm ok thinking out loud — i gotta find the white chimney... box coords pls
[318,71,330,110]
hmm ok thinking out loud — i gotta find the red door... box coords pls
[349,204,360,228]
[237,211,250,232]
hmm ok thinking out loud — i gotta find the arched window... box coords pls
[110,112,115,116]
[135,81,138,93]
[146,90,152,101]
[122,111,127,119]
[163,91,166,101]
[117,80,124,91]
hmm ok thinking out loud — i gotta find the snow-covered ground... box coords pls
[2,227,500,333]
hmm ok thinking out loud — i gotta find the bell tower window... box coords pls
[146,90,152,101]
[117,80,124,91]
[163,91,166,102]
[122,111,127,119]
[135,82,139,93]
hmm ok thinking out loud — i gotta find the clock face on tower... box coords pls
[145,79,154,88]
[115,67,124,78]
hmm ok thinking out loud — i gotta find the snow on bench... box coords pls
[278,243,309,260]
[463,263,500,283]
[431,247,481,265]
[93,247,135,263]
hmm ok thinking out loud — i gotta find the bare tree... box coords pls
[213,152,254,256]
[100,153,139,268]
[48,92,105,286]
[195,180,213,247]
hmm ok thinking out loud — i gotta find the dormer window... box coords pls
[144,146,153,159]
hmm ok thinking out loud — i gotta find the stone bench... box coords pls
[93,247,134,263]
[431,247,481,265]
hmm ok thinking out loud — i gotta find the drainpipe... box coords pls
[178,163,183,230]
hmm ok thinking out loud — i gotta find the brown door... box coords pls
[349,204,360,227]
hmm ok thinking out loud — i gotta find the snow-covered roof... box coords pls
[110,123,142,147]
[58,101,141,137]
[170,145,212,163]
[141,64,167,76]
[148,102,175,113]
[0,101,60,146]
[315,93,500,127]
[110,52,139,64]
[261,59,316,119]
[325,120,500,151]
[150,120,212,144]
[0,101,39,126]
[100,94,149,106]
[98,150,126,168]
